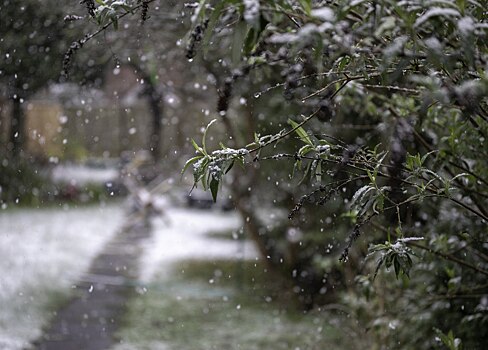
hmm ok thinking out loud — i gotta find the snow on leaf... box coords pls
[414,8,460,28]
[397,236,424,242]
[182,155,204,175]
[190,0,206,24]
[458,16,475,37]
[383,36,408,57]
[243,0,260,25]
[311,7,335,22]
[351,185,375,208]
[267,33,297,44]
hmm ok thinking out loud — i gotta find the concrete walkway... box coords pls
[32,222,151,350]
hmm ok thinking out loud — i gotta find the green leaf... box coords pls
[373,152,388,179]
[225,160,235,174]
[351,185,375,207]
[358,197,376,217]
[298,144,314,156]
[181,155,203,175]
[191,139,204,154]
[297,0,311,15]
[210,177,219,202]
[194,0,207,21]
[299,161,313,184]
[385,253,394,269]
[373,194,384,213]
[337,55,350,71]
[366,169,375,183]
[288,118,313,146]
[434,328,462,350]
[202,119,217,154]
[423,169,445,184]
[393,257,401,278]
[243,27,258,56]
[420,150,436,165]
[292,159,301,178]
[193,157,209,184]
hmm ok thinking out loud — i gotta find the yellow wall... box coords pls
[25,102,63,158]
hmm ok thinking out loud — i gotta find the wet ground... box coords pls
[0,201,254,350]
[33,222,151,350]
[0,204,122,350]
[2,202,355,350]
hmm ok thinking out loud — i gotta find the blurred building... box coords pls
[0,60,217,170]
[0,65,154,160]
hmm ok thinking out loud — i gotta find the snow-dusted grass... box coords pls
[139,207,258,282]
[112,208,358,350]
[51,163,118,185]
[112,260,356,350]
[0,204,123,350]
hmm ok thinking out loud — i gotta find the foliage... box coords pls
[183,118,249,202]
[0,0,74,97]
[68,0,488,348]
[0,158,48,206]
[182,0,488,347]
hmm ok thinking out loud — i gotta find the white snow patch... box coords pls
[243,0,260,24]
[414,8,460,28]
[267,32,298,44]
[51,164,118,185]
[458,16,475,37]
[384,35,408,57]
[311,7,335,22]
[139,208,259,282]
[0,204,123,350]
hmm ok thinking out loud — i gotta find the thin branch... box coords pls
[388,112,488,220]
[447,197,488,222]
[409,241,488,277]
[248,108,322,154]
[260,6,312,22]
[253,69,396,99]
[359,83,421,94]
[428,294,487,300]
[247,81,350,156]
[84,0,156,43]
[63,0,156,77]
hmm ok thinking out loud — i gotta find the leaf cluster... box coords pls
[182,119,248,202]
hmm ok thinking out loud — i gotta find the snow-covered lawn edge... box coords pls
[0,204,123,350]
[139,207,258,282]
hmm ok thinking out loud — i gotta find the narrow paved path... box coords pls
[32,222,151,350]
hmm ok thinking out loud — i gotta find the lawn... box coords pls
[112,258,359,350]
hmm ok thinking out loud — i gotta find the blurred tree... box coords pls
[63,0,196,161]
[0,0,82,157]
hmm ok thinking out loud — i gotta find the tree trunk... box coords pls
[128,62,163,160]
[9,96,23,158]
[147,85,162,160]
